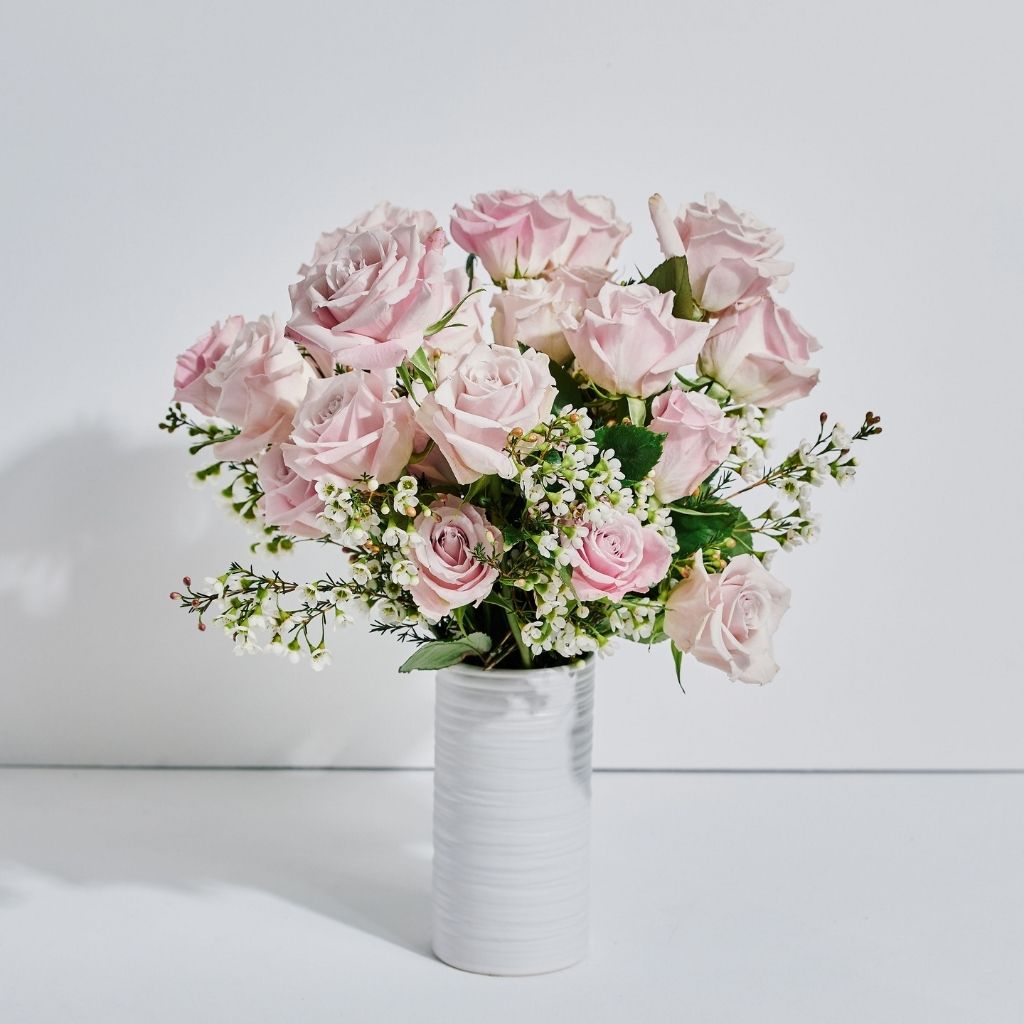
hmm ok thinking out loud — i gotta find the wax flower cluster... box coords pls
[163,190,879,683]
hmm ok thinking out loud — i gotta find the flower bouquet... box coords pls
[163,188,879,974]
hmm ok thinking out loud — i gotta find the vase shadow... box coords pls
[0,425,437,957]
[0,768,436,958]
[0,425,434,769]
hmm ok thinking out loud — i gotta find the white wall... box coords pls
[1,0,1020,768]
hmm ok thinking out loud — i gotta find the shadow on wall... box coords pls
[0,768,435,958]
[0,428,435,767]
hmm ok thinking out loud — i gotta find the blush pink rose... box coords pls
[256,445,325,539]
[302,201,439,273]
[664,553,791,685]
[450,190,572,283]
[543,191,631,268]
[415,345,556,484]
[648,388,738,501]
[407,496,502,619]
[570,512,672,602]
[563,282,710,398]
[699,296,820,408]
[283,371,415,487]
[288,225,447,373]
[451,190,631,284]
[173,316,243,416]
[492,266,611,364]
[649,192,793,313]
[205,314,315,461]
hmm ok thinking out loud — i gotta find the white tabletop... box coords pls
[0,768,1020,1023]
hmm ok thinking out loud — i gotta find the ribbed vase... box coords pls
[431,658,596,976]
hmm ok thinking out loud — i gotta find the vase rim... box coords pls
[438,655,594,679]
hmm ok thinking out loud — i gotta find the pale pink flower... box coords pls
[256,445,325,539]
[648,388,738,501]
[664,554,791,685]
[543,191,631,268]
[450,189,630,284]
[563,282,710,398]
[173,316,243,416]
[283,371,415,487]
[407,496,502,619]
[415,345,556,484]
[302,201,438,272]
[492,266,611,364]
[649,192,793,312]
[206,314,315,461]
[450,190,571,283]
[570,512,672,602]
[699,296,820,408]
[288,225,447,373]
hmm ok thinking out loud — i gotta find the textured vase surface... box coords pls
[431,658,596,976]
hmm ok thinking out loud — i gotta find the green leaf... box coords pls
[626,395,647,428]
[465,252,477,290]
[671,641,685,692]
[482,592,515,612]
[547,358,588,411]
[409,346,434,383]
[501,524,528,547]
[669,500,742,558]
[397,632,492,673]
[728,510,757,556]
[424,289,485,339]
[593,423,665,483]
[643,255,697,321]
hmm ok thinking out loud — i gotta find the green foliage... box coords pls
[670,500,748,558]
[548,358,588,410]
[424,289,485,339]
[593,423,664,483]
[643,255,698,321]
[501,524,528,547]
[671,641,685,691]
[397,632,493,673]
[408,346,435,384]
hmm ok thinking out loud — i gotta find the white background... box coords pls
[1,0,1021,768]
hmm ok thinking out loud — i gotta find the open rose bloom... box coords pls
[164,188,878,681]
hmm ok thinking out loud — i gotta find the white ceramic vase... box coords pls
[431,658,596,976]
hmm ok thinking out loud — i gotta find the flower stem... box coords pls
[503,601,533,669]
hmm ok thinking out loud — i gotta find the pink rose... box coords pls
[451,190,631,284]
[648,192,793,313]
[302,201,438,273]
[648,388,738,501]
[543,191,631,268]
[256,445,325,539]
[664,553,791,685]
[205,314,315,461]
[283,370,415,487]
[570,512,672,602]
[342,200,438,239]
[415,345,556,484]
[699,296,820,408]
[407,497,502,619]
[288,224,447,373]
[450,190,571,283]
[173,316,243,416]
[492,266,611,364]
[563,282,710,398]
